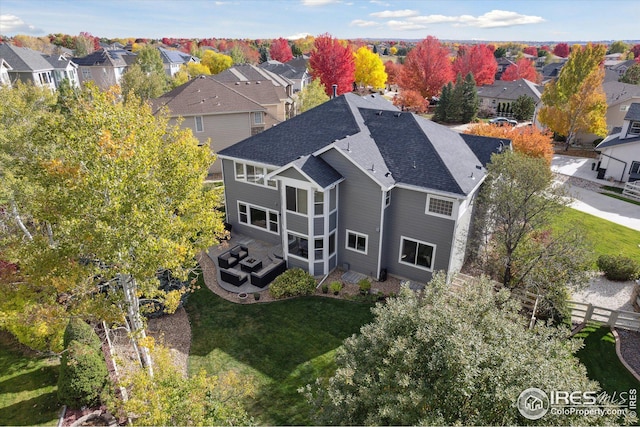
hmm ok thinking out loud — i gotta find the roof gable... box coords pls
[0,43,53,72]
[603,81,640,106]
[476,78,542,101]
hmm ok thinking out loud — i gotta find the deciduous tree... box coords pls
[452,44,497,86]
[539,44,608,149]
[353,46,387,90]
[297,79,329,112]
[383,60,402,87]
[201,50,233,74]
[269,37,293,63]
[552,42,570,58]
[620,62,640,85]
[309,33,355,96]
[523,46,538,56]
[392,89,427,113]
[398,36,453,102]
[607,40,628,54]
[465,122,554,163]
[501,58,540,83]
[0,83,225,352]
[306,273,610,426]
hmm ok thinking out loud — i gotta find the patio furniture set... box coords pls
[217,244,286,288]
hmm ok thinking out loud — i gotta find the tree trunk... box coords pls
[121,274,154,377]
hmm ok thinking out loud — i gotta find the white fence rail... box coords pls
[623,181,640,201]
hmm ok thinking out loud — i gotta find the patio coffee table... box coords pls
[239,257,262,273]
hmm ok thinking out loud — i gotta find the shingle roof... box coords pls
[215,79,288,106]
[476,78,542,102]
[42,54,76,69]
[0,43,53,72]
[151,75,265,116]
[158,47,193,65]
[259,61,306,80]
[461,133,511,167]
[214,64,292,87]
[72,49,129,67]
[603,81,640,106]
[220,93,504,196]
[289,155,343,188]
[596,134,640,149]
[624,102,640,122]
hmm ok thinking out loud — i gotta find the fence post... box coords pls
[584,304,594,323]
[608,311,619,327]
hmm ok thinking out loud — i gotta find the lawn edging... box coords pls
[612,327,640,383]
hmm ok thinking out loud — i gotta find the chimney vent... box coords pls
[332,84,338,98]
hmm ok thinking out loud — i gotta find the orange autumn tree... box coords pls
[465,123,554,164]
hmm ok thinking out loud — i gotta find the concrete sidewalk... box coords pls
[552,155,640,231]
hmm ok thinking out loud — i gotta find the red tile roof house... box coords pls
[217,92,508,285]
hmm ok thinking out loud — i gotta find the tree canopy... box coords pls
[539,43,608,148]
[0,83,225,352]
[398,36,453,101]
[452,44,497,86]
[297,79,330,113]
[620,62,640,85]
[307,273,610,426]
[309,33,355,96]
[201,50,233,75]
[501,58,540,83]
[269,37,293,63]
[353,46,387,90]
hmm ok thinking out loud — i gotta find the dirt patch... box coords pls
[553,143,598,158]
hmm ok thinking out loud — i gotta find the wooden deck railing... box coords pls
[622,181,640,201]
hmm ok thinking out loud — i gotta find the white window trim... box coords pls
[253,111,264,125]
[398,236,436,272]
[425,194,455,219]
[630,161,640,175]
[237,201,279,235]
[195,116,204,133]
[287,231,309,261]
[234,161,277,189]
[329,231,337,256]
[286,185,308,216]
[345,229,368,255]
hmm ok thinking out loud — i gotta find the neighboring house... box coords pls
[213,64,294,120]
[73,48,133,90]
[595,102,640,183]
[151,75,271,175]
[609,59,637,78]
[0,58,12,87]
[259,59,311,93]
[541,61,566,83]
[43,54,80,88]
[0,43,56,90]
[157,47,198,77]
[576,81,640,144]
[476,78,543,124]
[494,57,515,80]
[218,93,507,284]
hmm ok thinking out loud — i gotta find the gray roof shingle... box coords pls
[476,78,542,102]
[0,43,53,72]
[624,102,640,122]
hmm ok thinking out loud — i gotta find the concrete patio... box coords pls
[205,234,284,294]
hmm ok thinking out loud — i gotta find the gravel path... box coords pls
[570,273,636,312]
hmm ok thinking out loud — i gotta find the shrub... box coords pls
[321,283,329,294]
[330,281,343,295]
[358,278,372,294]
[57,340,108,408]
[63,318,102,351]
[269,268,316,299]
[597,254,640,281]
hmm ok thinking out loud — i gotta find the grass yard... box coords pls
[186,284,375,425]
[0,332,60,426]
[575,324,640,395]
[551,206,640,265]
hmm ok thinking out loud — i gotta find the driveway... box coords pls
[552,155,640,231]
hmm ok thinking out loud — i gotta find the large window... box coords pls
[426,195,454,217]
[314,191,324,215]
[286,186,308,214]
[195,116,204,133]
[329,232,336,256]
[399,237,435,270]
[630,161,640,175]
[288,234,308,259]
[238,202,278,233]
[346,230,367,254]
[630,122,640,136]
[234,162,277,188]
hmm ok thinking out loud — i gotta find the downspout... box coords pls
[598,152,627,182]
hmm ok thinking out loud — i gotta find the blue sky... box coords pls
[0,0,638,42]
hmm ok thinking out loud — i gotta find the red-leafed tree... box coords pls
[630,44,640,60]
[523,46,538,56]
[309,33,355,96]
[501,58,541,83]
[384,60,402,86]
[392,89,427,113]
[452,44,497,86]
[269,37,293,62]
[398,36,454,101]
[553,43,570,58]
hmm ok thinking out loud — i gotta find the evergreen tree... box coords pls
[433,82,451,122]
[460,72,479,122]
[512,95,536,121]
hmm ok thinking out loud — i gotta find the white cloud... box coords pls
[301,0,340,6]
[370,0,390,6]
[287,32,312,40]
[386,20,427,31]
[406,10,544,29]
[0,14,44,35]
[455,10,545,28]
[350,19,379,27]
[370,9,418,18]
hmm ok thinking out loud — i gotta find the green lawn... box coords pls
[186,285,375,425]
[0,332,60,426]
[574,324,640,395]
[551,206,640,264]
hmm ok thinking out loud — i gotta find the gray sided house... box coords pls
[218,93,507,284]
[0,43,56,90]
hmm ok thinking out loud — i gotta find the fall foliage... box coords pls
[398,36,453,102]
[269,37,293,63]
[553,42,570,58]
[353,46,387,90]
[384,60,402,86]
[465,123,554,164]
[392,89,427,113]
[309,33,355,96]
[452,44,497,86]
[201,50,233,74]
[501,58,540,83]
